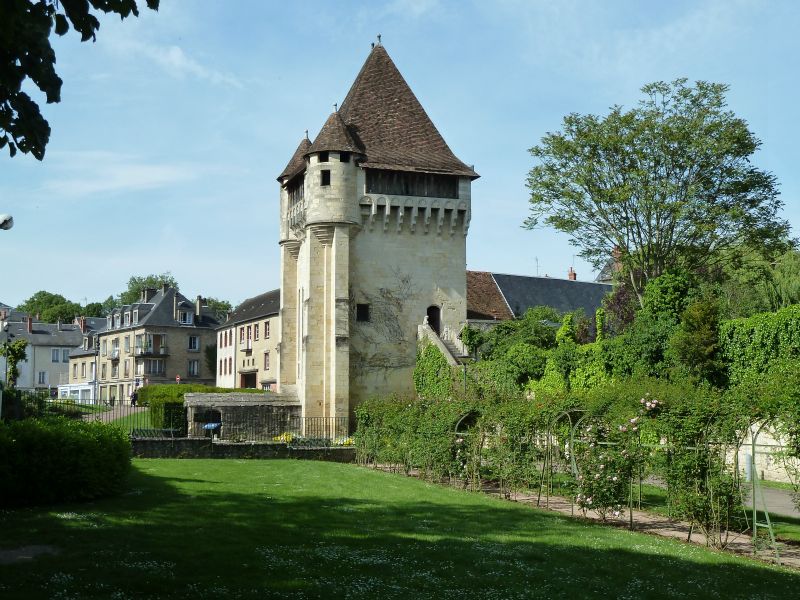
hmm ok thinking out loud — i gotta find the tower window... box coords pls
[321,170,331,186]
[356,303,371,322]
[318,151,329,163]
[339,151,350,163]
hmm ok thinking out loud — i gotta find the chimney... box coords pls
[143,287,157,302]
[173,292,178,320]
[162,282,169,294]
[56,319,61,331]
[79,316,87,333]
[568,267,577,281]
[195,295,202,317]
[27,315,33,333]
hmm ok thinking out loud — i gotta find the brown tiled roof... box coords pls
[337,45,478,178]
[278,137,311,182]
[466,271,513,320]
[307,111,362,155]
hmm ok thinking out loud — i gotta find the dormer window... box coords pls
[133,309,139,324]
[124,312,130,326]
[106,316,112,329]
[178,311,192,324]
[318,151,329,163]
[114,314,121,328]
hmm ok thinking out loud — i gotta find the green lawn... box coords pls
[1,460,798,599]
[109,408,152,431]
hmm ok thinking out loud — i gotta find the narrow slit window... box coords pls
[321,170,331,186]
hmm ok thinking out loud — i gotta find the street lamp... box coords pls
[0,214,13,231]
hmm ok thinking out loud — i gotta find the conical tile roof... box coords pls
[338,45,478,178]
[307,111,362,155]
[278,137,311,181]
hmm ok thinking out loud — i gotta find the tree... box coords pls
[1,0,159,160]
[17,290,80,322]
[204,344,217,377]
[525,79,791,306]
[205,297,232,322]
[0,339,28,388]
[117,272,178,306]
[669,296,725,386]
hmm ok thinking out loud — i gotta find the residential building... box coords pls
[58,316,106,402]
[277,42,477,422]
[466,270,612,323]
[216,289,280,390]
[0,314,82,392]
[92,285,219,405]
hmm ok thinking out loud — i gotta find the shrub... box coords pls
[0,417,131,507]
[720,304,800,385]
[413,341,454,398]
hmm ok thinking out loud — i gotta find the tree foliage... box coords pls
[525,78,790,304]
[118,272,178,305]
[1,0,159,160]
[16,290,99,322]
[0,339,28,388]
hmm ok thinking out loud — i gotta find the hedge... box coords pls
[0,417,131,507]
[720,304,800,384]
[139,384,263,431]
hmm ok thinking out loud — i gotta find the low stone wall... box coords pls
[131,438,355,461]
[184,392,301,441]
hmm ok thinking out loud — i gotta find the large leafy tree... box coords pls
[118,272,178,305]
[1,0,159,160]
[525,79,791,305]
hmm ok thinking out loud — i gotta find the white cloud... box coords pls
[39,151,203,198]
[100,35,243,89]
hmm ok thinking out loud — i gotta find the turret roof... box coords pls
[278,44,478,182]
[307,111,362,156]
[338,44,477,178]
[278,137,312,182]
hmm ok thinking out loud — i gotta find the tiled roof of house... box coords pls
[491,273,612,318]
[105,288,220,330]
[4,321,83,348]
[278,137,312,182]
[466,271,514,320]
[338,44,478,178]
[220,289,280,329]
[307,111,362,156]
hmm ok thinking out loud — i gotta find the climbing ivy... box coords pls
[412,340,454,399]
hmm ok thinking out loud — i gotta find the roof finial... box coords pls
[305,129,309,140]
[371,42,375,49]
[334,102,338,112]
[377,34,381,45]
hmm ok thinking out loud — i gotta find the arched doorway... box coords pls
[426,305,441,335]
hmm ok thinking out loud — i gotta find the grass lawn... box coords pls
[1,460,798,599]
[109,409,152,431]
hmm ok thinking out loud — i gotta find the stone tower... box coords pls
[276,43,478,425]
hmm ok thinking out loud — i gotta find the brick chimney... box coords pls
[142,287,157,302]
[567,266,577,281]
[27,314,33,333]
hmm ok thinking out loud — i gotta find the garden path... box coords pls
[488,486,800,569]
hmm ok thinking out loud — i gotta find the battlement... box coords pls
[358,195,470,236]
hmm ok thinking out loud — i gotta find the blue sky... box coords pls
[1,0,797,308]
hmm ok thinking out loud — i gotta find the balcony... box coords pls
[110,349,120,361]
[135,346,169,356]
[288,198,306,229]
